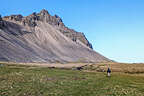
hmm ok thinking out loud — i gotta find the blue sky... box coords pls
[0,0,144,63]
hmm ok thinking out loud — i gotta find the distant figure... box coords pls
[107,68,111,77]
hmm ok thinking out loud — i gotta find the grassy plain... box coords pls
[0,62,144,96]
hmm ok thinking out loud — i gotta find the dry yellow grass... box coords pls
[1,61,144,74]
[83,62,144,74]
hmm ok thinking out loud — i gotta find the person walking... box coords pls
[107,67,111,77]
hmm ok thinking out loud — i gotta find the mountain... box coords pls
[0,9,110,63]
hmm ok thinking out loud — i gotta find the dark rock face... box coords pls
[2,9,92,48]
[58,27,93,49]
[37,10,65,27]
[22,13,38,27]
[0,15,4,29]
[0,15,2,21]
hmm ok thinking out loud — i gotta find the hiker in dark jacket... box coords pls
[107,68,111,77]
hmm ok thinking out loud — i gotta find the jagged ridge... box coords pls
[2,9,92,49]
[0,10,110,63]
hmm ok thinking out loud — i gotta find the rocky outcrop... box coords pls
[3,9,92,48]
[5,15,23,21]
[22,13,38,27]
[36,10,92,48]
[38,9,64,26]
[0,15,2,21]
[0,15,4,29]
[58,27,93,49]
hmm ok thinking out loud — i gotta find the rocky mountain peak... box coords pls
[36,10,64,27]
[2,9,64,27]
[1,10,93,49]
[39,9,49,16]
[0,11,110,63]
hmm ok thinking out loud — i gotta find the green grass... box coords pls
[0,64,144,96]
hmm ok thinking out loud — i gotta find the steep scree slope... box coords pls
[0,10,110,63]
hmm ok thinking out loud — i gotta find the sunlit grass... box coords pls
[0,63,144,96]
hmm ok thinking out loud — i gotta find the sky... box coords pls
[0,0,144,63]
